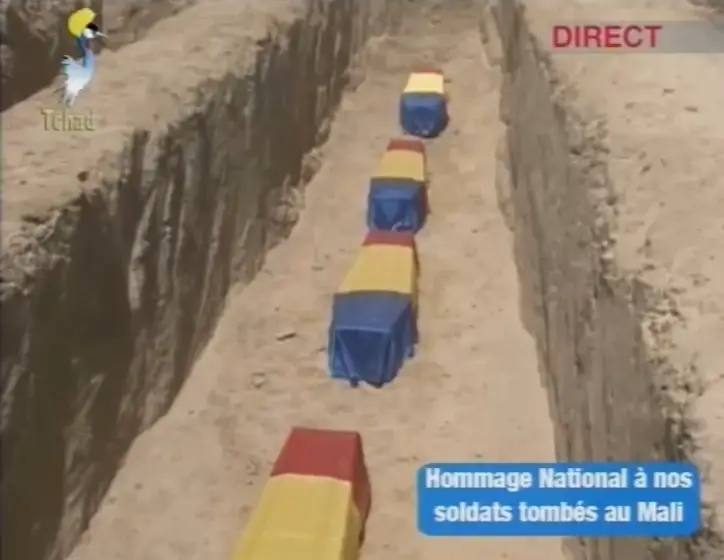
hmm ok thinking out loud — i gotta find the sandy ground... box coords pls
[67,5,565,560]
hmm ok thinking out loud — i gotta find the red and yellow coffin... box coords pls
[231,427,371,560]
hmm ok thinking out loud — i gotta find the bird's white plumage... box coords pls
[59,55,93,107]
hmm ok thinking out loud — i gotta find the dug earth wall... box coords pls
[482,1,724,559]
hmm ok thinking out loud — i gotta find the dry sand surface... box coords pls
[65,5,564,560]
[6,0,724,559]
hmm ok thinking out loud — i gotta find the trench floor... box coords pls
[68,5,565,559]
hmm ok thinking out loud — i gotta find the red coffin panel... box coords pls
[387,137,426,155]
[270,427,372,522]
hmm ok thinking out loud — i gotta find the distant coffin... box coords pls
[400,70,448,138]
[329,243,418,387]
[387,137,426,155]
[362,229,417,249]
[366,177,426,233]
[403,71,445,95]
[377,149,426,183]
[362,229,419,270]
[337,244,417,300]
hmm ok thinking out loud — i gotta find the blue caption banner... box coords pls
[417,462,700,537]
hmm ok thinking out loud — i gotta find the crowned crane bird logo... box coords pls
[59,8,106,107]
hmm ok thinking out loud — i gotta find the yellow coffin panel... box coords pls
[337,245,417,306]
[377,150,425,183]
[232,474,361,560]
[403,72,445,95]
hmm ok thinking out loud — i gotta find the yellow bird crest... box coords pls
[67,8,97,38]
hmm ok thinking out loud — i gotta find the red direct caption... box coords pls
[552,24,663,49]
